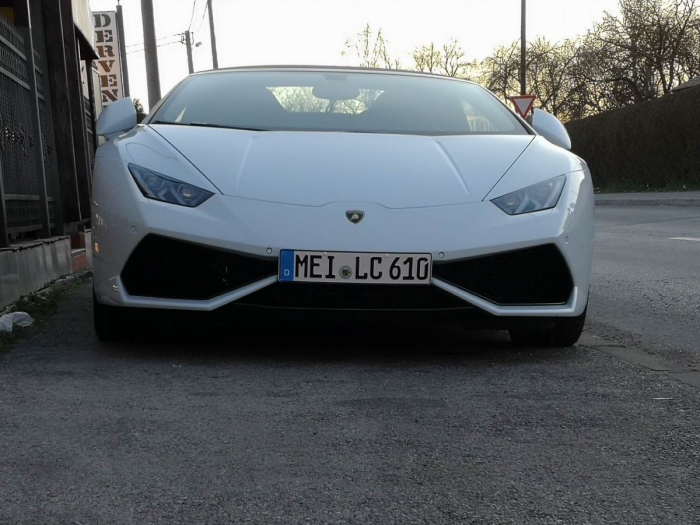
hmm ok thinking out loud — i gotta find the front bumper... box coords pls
[92,160,594,318]
[119,236,574,309]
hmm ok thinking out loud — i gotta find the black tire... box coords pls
[94,294,135,342]
[509,308,587,348]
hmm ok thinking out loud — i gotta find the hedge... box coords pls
[564,86,700,190]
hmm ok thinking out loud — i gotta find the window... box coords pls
[151,70,529,137]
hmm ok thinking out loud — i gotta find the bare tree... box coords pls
[342,24,401,70]
[441,39,474,78]
[412,43,441,74]
[478,38,594,122]
[590,0,700,102]
[133,99,147,123]
[412,39,474,78]
[269,88,328,113]
[343,1,700,122]
[478,42,522,101]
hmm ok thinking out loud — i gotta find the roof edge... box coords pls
[191,65,474,83]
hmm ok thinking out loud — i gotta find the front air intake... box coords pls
[432,244,574,305]
[121,235,277,300]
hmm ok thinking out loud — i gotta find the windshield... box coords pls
[150,70,529,136]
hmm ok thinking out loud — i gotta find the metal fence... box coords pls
[0,10,58,243]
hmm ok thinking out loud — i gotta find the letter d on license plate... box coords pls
[279,251,432,285]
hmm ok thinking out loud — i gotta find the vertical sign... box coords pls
[93,11,124,107]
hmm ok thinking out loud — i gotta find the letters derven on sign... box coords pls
[93,12,124,106]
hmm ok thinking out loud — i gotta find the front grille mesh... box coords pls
[121,235,277,300]
[432,244,573,305]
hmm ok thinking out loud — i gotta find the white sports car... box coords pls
[92,66,594,346]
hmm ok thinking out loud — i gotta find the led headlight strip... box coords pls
[129,164,214,208]
[491,175,566,215]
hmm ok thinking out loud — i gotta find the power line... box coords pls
[194,2,208,33]
[126,36,180,49]
[187,0,199,31]
[125,32,183,49]
[126,39,182,54]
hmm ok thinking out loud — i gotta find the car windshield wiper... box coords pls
[190,122,269,131]
[150,120,268,132]
[150,120,189,126]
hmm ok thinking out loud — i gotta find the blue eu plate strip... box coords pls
[279,250,295,282]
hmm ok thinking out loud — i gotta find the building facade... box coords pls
[0,0,99,246]
[0,0,104,307]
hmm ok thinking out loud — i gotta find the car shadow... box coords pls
[97,316,583,367]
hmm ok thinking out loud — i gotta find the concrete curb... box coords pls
[0,270,92,315]
[595,197,700,207]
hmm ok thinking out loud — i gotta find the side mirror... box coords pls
[530,108,571,150]
[96,97,137,140]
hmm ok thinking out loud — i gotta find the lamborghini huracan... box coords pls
[92,66,594,346]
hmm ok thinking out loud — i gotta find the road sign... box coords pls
[509,95,536,118]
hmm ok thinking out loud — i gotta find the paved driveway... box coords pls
[591,206,700,367]
[1,278,699,524]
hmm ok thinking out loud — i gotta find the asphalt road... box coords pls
[591,206,700,368]
[1,206,700,524]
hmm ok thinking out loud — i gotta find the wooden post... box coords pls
[141,0,161,109]
[185,31,194,74]
[40,0,81,224]
[520,0,527,96]
[116,3,130,96]
[15,0,51,238]
[60,0,91,222]
[207,0,219,69]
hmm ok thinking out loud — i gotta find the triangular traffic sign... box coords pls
[509,95,536,118]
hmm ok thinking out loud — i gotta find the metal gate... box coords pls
[0,10,58,243]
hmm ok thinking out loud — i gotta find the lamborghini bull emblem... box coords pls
[346,211,365,224]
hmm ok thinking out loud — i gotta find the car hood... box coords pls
[151,125,534,208]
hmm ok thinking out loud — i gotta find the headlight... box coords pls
[491,175,566,215]
[128,164,214,207]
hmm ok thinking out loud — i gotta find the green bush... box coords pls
[565,87,700,191]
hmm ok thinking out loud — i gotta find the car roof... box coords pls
[192,65,476,85]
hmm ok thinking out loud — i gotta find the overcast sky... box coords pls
[89,0,620,110]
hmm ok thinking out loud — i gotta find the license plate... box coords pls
[279,251,432,285]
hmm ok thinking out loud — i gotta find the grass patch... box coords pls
[595,181,700,194]
[0,275,85,353]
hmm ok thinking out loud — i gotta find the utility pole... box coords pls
[141,0,161,109]
[520,0,527,95]
[185,31,194,74]
[116,1,130,96]
[207,0,219,69]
